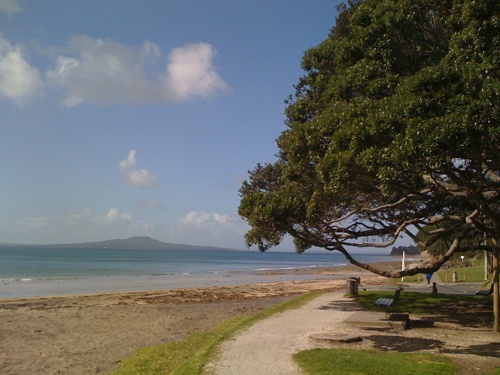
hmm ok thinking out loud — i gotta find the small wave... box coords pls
[254,264,346,272]
[254,266,307,271]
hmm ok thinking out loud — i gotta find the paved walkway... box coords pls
[210,292,363,375]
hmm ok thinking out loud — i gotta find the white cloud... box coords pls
[46,36,229,106]
[118,149,137,170]
[0,34,42,103]
[0,0,22,16]
[119,150,157,188]
[93,208,133,223]
[165,43,230,100]
[166,210,248,248]
[180,211,233,228]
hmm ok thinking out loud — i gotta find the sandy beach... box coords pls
[0,265,386,374]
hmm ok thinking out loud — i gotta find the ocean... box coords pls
[0,247,398,298]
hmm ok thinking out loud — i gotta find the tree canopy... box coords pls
[239,0,499,278]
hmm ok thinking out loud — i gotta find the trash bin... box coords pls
[345,278,358,296]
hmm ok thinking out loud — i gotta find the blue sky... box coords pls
[0,0,342,249]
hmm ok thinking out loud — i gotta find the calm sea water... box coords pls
[0,247,397,298]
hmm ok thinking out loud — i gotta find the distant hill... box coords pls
[0,236,238,252]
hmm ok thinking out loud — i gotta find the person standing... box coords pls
[425,273,433,287]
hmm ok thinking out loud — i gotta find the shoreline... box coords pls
[0,261,403,300]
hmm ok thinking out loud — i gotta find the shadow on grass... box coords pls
[365,335,444,352]
[361,334,499,358]
[358,291,494,329]
[439,342,500,358]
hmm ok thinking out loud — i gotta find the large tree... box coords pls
[239,0,500,331]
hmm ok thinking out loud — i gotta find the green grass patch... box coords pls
[437,263,491,284]
[356,289,493,328]
[111,290,325,375]
[388,259,491,285]
[294,348,458,375]
[357,289,483,315]
[358,290,449,314]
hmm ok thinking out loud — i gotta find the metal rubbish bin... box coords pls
[345,278,358,296]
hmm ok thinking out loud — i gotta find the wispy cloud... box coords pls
[179,211,234,228]
[93,208,133,223]
[119,150,157,188]
[167,210,248,248]
[46,36,229,106]
[0,0,22,16]
[0,34,42,103]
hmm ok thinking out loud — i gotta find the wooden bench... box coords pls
[374,287,403,318]
[476,283,493,298]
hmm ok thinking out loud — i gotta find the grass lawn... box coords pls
[356,290,493,327]
[437,262,491,284]
[294,348,458,375]
[389,259,492,285]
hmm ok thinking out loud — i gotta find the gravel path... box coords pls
[210,292,357,375]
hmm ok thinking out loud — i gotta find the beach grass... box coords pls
[111,290,326,375]
[294,348,458,375]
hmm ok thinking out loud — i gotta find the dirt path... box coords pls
[210,292,358,375]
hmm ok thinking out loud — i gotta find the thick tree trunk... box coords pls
[492,232,499,333]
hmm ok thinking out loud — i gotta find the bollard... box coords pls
[432,282,437,294]
[345,278,358,296]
